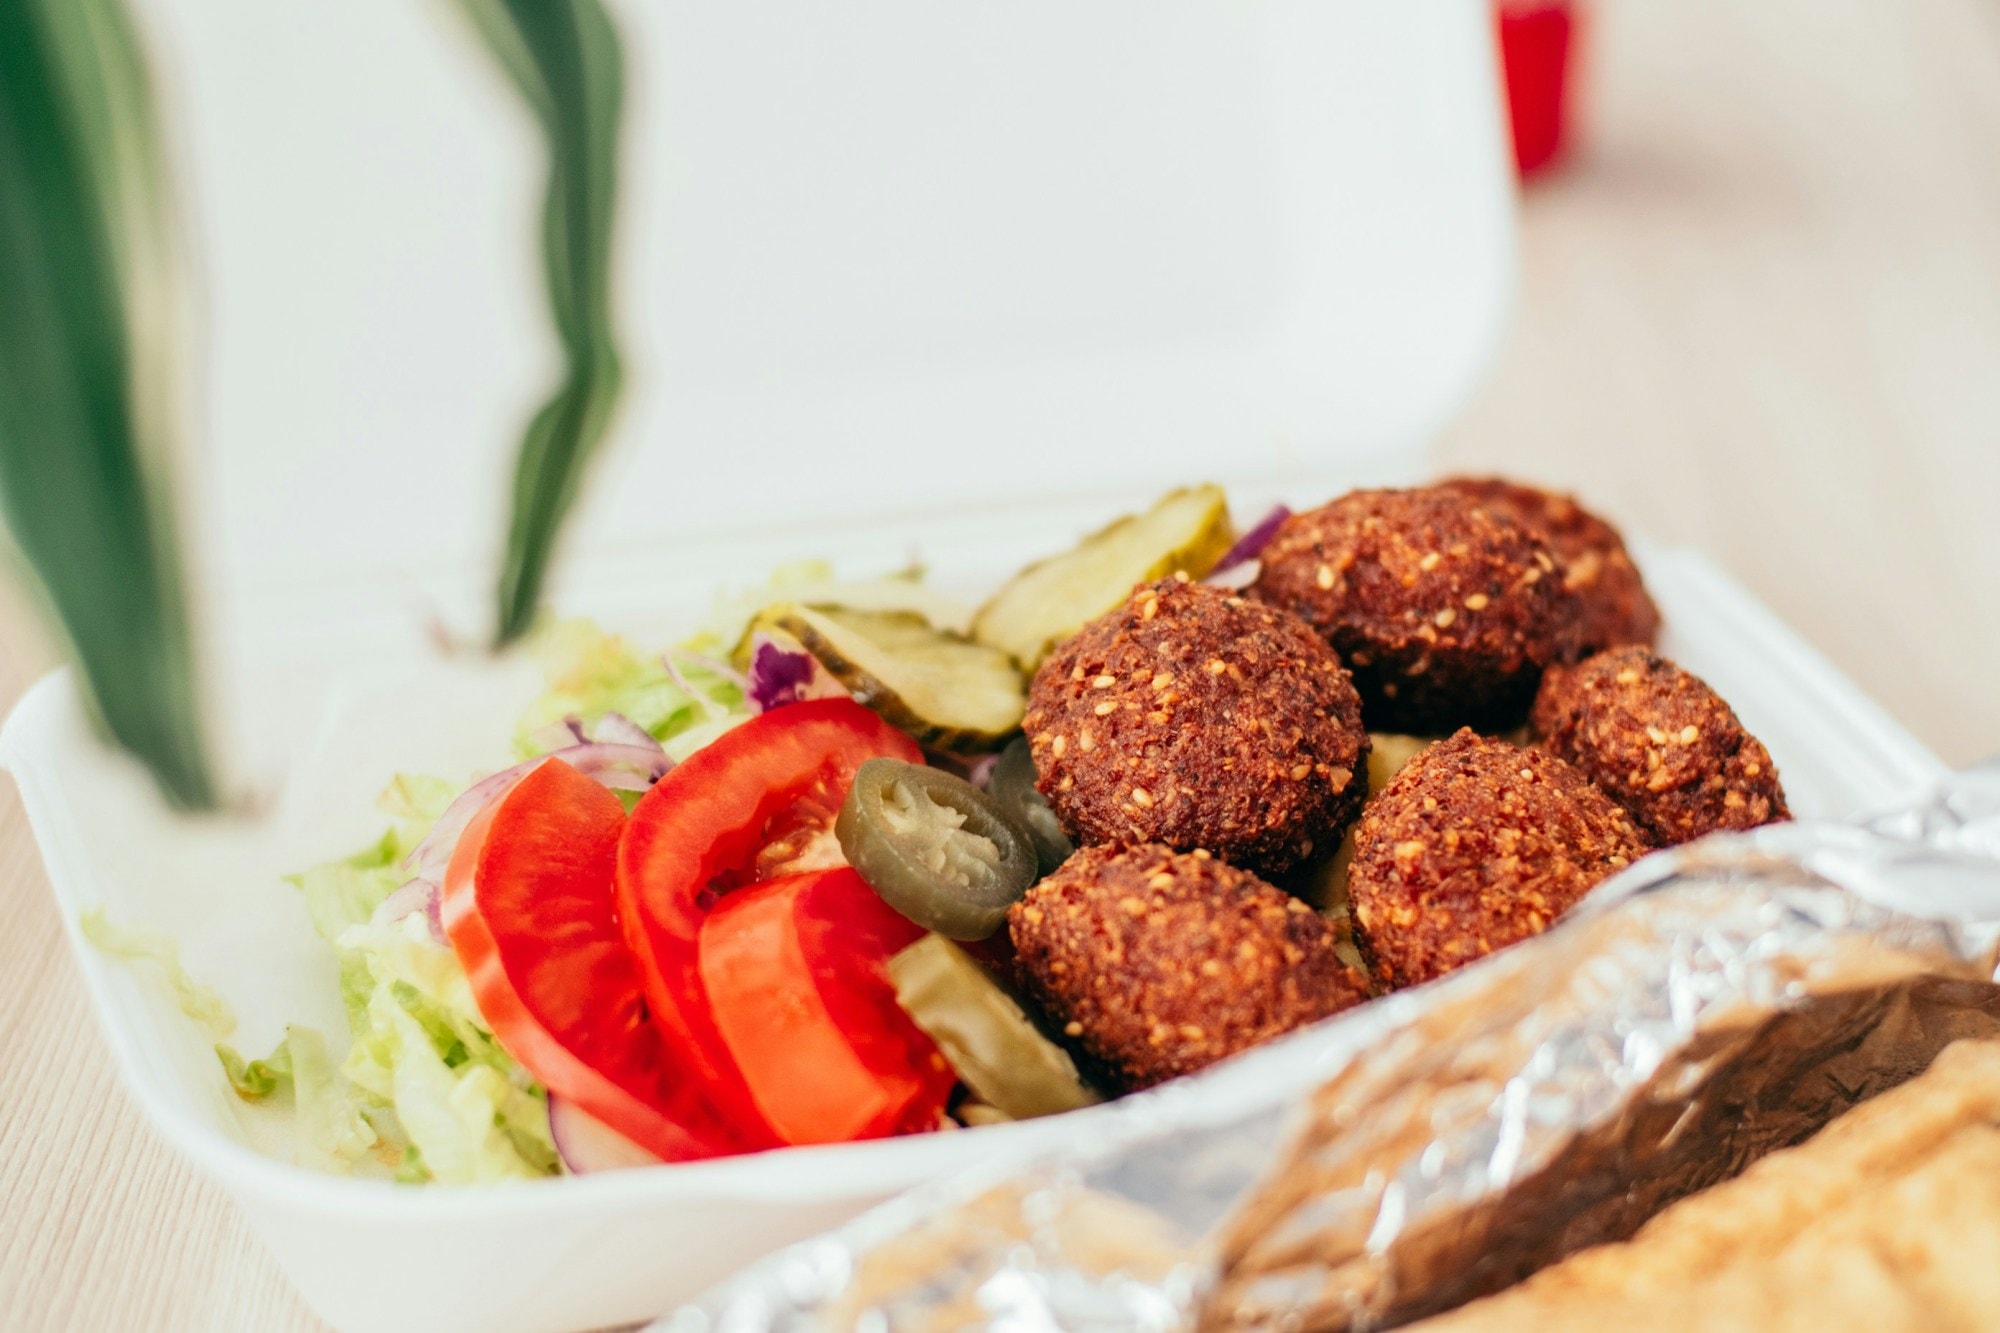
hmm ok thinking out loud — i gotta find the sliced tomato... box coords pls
[441,759,745,1161]
[698,867,951,1144]
[615,699,923,1143]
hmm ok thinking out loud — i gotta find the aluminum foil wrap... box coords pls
[669,762,2000,1332]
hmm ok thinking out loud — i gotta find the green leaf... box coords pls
[0,0,216,807]
[217,1041,292,1100]
[286,828,407,943]
[375,772,459,824]
[284,1025,380,1172]
[453,0,626,647]
[366,986,546,1184]
[80,906,236,1039]
[512,618,747,757]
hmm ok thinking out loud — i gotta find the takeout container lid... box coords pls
[4,5,1946,1333]
[136,0,1516,655]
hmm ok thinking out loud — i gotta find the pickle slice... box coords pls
[887,935,1100,1120]
[750,604,1026,752]
[1295,732,1435,933]
[1365,732,1433,795]
[970,485,1235,670]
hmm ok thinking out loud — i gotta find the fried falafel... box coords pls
[1348,729,1647,989]
[1250,488,1576,734]
[1529,645,1790,846]
[1436,475,1661,654]
[1007,843,1370,1090]
[1024,577,1368,877]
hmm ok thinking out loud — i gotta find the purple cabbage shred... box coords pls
[747,639,819,713]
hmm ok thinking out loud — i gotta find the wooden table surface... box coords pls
[5,2,1999,1329]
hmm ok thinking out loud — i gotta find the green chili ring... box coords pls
[989,737,1074,876]
[835,758,1036,940]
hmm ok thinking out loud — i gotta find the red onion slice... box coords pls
[547,1094,664,1173]
[590,710,660,749]
[403,767,523,882]
[375,876,446,945]
[1202,558,1261,591]
[1207,503,1292,580]
[401,742,675,885]
[527,711,659,754]
[660,655,730,722]
[672,649,748,693]
[524,717,589,754]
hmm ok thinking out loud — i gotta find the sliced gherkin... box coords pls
[1296,732,1436,939]
[746,604,1026,752]
[1364,732,1433,795]
[970,485,1234,670]
[887,935,1100,1120]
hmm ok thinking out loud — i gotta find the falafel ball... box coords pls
[1008,843,1371,1090]
[1435,476,1661,655]
[1250,488,1576,734]
[1348,729,1647,989]
[1529,645,1790,846]
[1024,577,1368,877]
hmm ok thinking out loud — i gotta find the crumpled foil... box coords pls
[667,762,2000,1333]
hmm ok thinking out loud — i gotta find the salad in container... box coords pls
[88,476,1798,1191]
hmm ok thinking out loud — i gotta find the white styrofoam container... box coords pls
[0,2,1949,1331]
[0,539,1947,1333]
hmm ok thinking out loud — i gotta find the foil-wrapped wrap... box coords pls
[669,763,2000,1332]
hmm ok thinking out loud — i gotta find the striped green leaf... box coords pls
[0,0,216,808]
[454,0,626,648]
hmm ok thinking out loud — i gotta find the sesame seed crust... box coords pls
[1006,844,1371,1090]
[1435,476,1661,656]
[1348,729,1648,990]
[1249,488,1577,734]
[1529,646,1790,847]
[1023,577,1369,877]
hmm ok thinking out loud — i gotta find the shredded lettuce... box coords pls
[309,776,559,1183]
[288,828,404,943]
[704,561,973,649]
[268,891,558,1182]
[85,760,557,1183]
[286,1025,380,1172]
[376,772,458,824]
[79,910,383,1172]
[217,1026,379,1171]
[87,594,943,1184]
[338,916,497,1097]
[513,618,746,759]
[285,774,452,946]
[366,987,551,1183]
[80,907,237,1040]
[512,575,963,764]
[218,1040,291,1098]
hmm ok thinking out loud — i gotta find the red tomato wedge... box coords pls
[615,700,923,1145]
[441,759,744,1161]
[699,868,951,1144]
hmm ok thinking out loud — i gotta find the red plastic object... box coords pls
[1498,1,1578,177]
